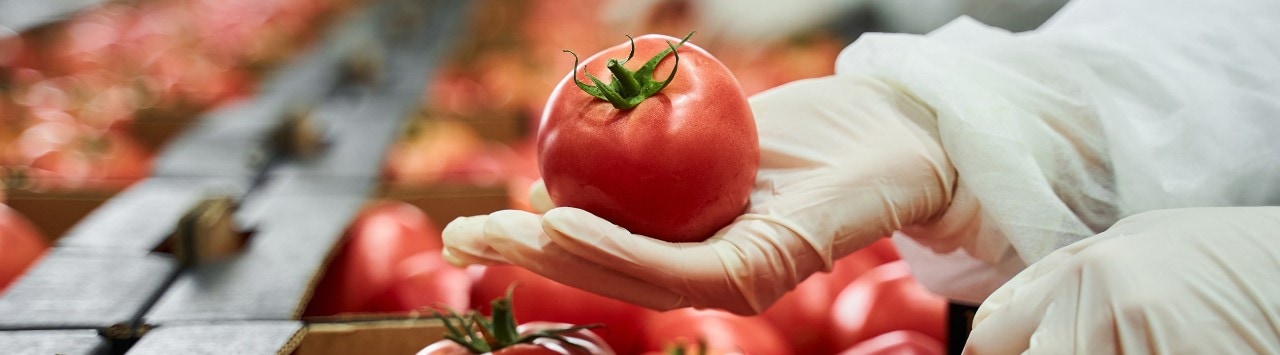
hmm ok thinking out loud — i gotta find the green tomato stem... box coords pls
[607,59,642,97]
[431,284,608,354]
[564,31,695,110]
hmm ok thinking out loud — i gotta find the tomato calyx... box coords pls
[662,338,710,355]
[435,287,604,353]
[2,167,30,190]
[563,32,694,110]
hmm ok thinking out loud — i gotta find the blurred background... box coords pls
[0,0,1067,354]
[0,0,1070,199]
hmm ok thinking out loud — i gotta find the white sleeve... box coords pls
[835,0,1280,303]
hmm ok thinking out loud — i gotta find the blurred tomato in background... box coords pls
[0,203,47,293]
[1,0,354,194]
[305,200,469,317]
[643,308,792,355]
[831,261,949,351]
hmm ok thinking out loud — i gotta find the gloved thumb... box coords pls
[528,179,555,214]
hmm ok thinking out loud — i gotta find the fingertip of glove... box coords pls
[487,210,540,229]
[541,207,596,233]
[442,215,487,243]
[440,248,467,267]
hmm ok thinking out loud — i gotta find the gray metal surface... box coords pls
[57,178,248,251]
[0,0,101,34]
[0,330,107,355]
[144,189,367,323]
[126,321,303,355]
[0,249,178,330]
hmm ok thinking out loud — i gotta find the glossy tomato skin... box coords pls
[538,34,758,243]
[759,252,880,354]
[417,322,614,355]
[471,265,653,354]
[367,252,470,313]
[0,204,48,293]
[643,308,792,355]
[830,261,948,351]
[305,200,443,316]
[862,239,902,265]
[839,330,944,355]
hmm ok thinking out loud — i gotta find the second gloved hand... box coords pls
[443,75,956,315]
[965,207,1280,354]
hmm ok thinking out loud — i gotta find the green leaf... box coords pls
[563,50,607,101]
[586,72,628,107]
[635,31,693,83]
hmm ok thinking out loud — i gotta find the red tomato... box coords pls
[861,239,902,265]
[305,200,443,316]
[1,203,49,293]
[642,308,791,355]
[420,321,613,355]
[830,261,948,351]
[758,253,880,354]
[471,265,652,354]
[383,120,492,185]
[838,331,944,355]
[537,33,758,243]
[367,252,471,314]
[14,122,151,190]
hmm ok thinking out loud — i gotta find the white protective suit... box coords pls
[840,0,1280,304]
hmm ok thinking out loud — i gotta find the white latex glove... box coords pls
[965,207,1280,354]
[443,75,956,315]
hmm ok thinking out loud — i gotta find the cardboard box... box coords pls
[4,187,121,244]
[380,182,510,227]
[128,106,206,153]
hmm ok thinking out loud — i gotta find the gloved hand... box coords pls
[442,75,956,315]
[966,207,1280,354]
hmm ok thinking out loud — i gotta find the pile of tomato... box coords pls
[0,0,352,191]
[304,199,946,355]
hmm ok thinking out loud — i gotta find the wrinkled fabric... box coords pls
[967,207,1280,354]
[836,0,1280,303]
